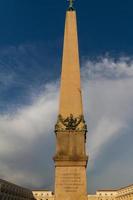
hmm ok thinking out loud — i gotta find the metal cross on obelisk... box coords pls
[67,0,75,9]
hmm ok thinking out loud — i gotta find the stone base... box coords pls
[54,166,88,200]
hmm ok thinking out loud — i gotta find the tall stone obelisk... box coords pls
[54,2,88,200]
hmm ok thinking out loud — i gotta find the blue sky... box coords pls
[0,0,133,194]
[0,0,133,54]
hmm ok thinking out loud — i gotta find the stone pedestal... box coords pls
[54,130,88,200]
[55,166,87,200]
[55,166,88,200]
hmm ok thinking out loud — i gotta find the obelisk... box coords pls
[54,1,88,200]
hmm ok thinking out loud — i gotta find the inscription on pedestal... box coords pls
[62,172,83,192]
[57,172,84,193]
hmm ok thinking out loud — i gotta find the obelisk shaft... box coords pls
[59,11,83,117]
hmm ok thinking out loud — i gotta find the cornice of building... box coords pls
[118,184,133,191]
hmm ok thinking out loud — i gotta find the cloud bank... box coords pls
[0,83,59,188]
[0,55,133,192]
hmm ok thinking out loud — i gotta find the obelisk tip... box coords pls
[67,0,75,11]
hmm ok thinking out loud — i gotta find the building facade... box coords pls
[116,185,133,200]
[32,190,54,200]
[88,185,133,200]
[33,185,133,200]
[0,179,35,200]
[88,190,117,200]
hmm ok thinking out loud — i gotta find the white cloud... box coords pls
[82,57,133,191]
[0,56,133,190]
[0,83,58,186]
[88,117,123,160]
[83,79,133,161]
[82,56,133,80]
